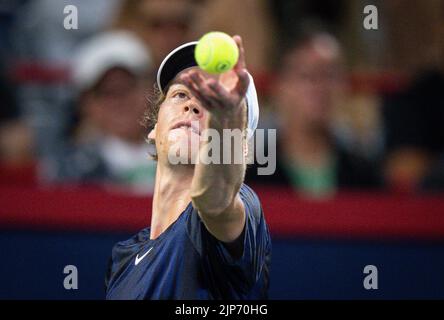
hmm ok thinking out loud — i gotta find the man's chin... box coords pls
[168,155,198,166]
[167,139,199,165]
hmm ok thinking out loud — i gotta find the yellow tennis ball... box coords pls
[195,32,239,74]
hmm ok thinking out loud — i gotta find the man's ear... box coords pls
[148,124,157,141]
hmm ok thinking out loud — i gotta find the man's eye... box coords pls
[172,91,188,100]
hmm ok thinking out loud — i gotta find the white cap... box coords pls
[71,31,152,91]
[156,42,259,139]
[245,73,260,139]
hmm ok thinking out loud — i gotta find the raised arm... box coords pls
[179,36,250,243]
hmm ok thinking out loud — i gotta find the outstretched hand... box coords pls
[179,35,249,123]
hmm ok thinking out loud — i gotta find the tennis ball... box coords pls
[195,32,239,74]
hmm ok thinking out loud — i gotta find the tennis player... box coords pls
[105,35,271,299]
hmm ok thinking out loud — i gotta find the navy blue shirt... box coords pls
[105,184,271,300]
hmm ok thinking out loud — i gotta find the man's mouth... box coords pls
[170,120,200,135]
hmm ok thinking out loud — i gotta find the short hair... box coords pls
[141,84,164,159]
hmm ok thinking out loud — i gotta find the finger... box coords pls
[190,74,234,110]
[189,72,222,105]
[180,72,216,109]
[233,35,246,71]
[185,72,225,111]
[232,35,250,96]
[206,78,232,105]
[233,67,250,98]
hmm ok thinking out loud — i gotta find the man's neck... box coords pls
[150,162,194,240]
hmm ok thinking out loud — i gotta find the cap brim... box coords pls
[157,42,198,94]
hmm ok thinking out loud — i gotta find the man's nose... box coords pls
[183,102,203,118]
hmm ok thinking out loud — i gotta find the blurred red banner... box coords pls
[1,184,443,240]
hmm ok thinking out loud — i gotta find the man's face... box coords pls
[149,67,209,165]
[276,36,345,129]
[84,68,148,142]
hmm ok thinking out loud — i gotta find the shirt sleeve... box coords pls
[186,184,271,295]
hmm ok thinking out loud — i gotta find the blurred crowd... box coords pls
[1,0,444,198]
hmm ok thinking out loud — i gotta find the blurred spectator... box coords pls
[271,0,347,40]
[40,31,156,194]
[10,1,122,145]
[12,0,121,63]
[0,64,33,166]
[247,27,382,199]
[0,66,19,123]
[383,70,444,193]
[113,0,199,67]
[195,0,276,75]
[0,0,27,64]
[381,0,444,74]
